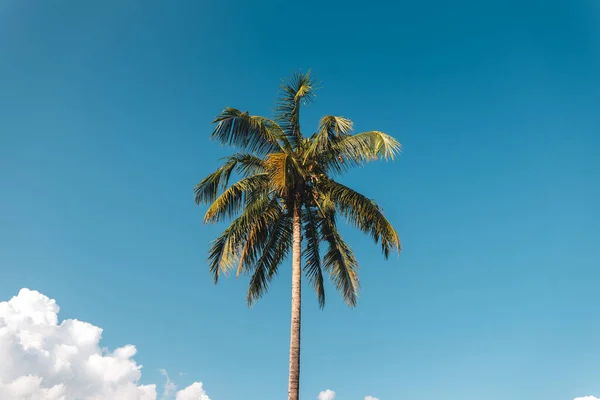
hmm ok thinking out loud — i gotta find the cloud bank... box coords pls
[0,288,210,400]
[1,288,386,400]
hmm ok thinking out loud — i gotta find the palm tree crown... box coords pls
[195,71,401,308]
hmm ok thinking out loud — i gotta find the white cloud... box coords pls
[364,396,379,400]
[176,383,211,400]
[575,397,600,400]
[0,288,211,400]
[318,389,336,400]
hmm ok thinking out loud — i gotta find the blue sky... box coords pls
[0,0,599,399]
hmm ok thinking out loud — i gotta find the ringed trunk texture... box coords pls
[287,203,302,400]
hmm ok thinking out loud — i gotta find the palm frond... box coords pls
[194,153,265,205]
[336,130,401,161]
[194,158,237,205]
[204,174,270,223]
[264,152,292,195]
[208,196,281,283]
[304,116,354,164]
[235,197,289,278]
[320,131,401,173]
[319,116,354,137]
[212,108,291,154]
[235,199,276,278]
[263,152,306,196]
[319,179,400,258]
[275,71,317,147]
[207,226,237,284]
[319,209,360,307]
[247,212,293,305]
[228,153,265,176]
[302,206,325,308]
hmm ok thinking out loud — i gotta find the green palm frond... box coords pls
[204,174,270,223]
[208,228,241,285]
[302,206,325,308]
[208,196,282,283]
[212,108,291,154]
[247,212,293,305]
[235,199,277,278]
[275,71,317,146]
[194,158,238,205]
[228,153,265,176]
[319,179,400,258]
[320,209,360,307]
[194,153,265,205]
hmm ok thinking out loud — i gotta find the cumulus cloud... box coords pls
[318,389,336,400]
[364,397,379,400]
[575,397,600,400]
[0,288,211,400]
[176,383,211,400]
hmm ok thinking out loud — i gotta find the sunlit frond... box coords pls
[207,227,234,284]
[319,179,400,258]
[319,116,354,137]
[204,174,270,223]
[320,130,401,173]
[337,130,401,161]
[263,152,306,196]
[208,196,282,283]
[304,116,354,163]
[194,153,266,206]
[275,71,317,146]
[212,108,291,154]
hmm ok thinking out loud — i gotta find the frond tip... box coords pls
[321,214,360,307]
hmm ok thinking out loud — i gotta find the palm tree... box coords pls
[194,71,401,400]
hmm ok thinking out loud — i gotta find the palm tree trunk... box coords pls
[287,202,302,400]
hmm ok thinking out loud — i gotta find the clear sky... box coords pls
[0,0,599,399]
